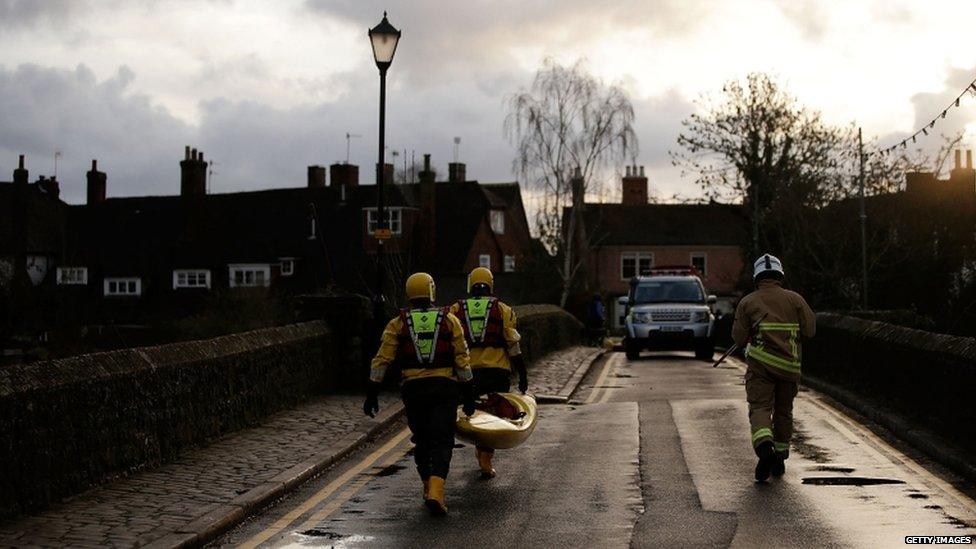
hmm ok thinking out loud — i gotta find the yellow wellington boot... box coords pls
[422,479,430,502]
[425,476,448,516]
[476,448,496,479]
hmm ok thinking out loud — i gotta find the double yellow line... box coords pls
[586,353,620,404]
[240,427,412,548]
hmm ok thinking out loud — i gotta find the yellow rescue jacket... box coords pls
[449,298,522,371]
[370,308,472,384]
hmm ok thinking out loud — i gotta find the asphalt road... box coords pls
[215,352,976,548]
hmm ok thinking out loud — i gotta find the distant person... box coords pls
[364,272,475,515]
[588,293,607,345]
[733,254,816,482]
[450,267,528,479]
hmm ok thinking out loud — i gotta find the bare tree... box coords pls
[505,59,637,306]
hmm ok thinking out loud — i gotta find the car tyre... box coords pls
[625,339,640,360]
[694,338,715,361]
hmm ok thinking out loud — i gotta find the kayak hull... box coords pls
[455,393,537,450]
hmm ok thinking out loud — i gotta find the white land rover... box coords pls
[618,268,716,361]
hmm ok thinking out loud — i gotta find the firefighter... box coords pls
[364,272,475,515]
[450,267,528,479]
[733,254,816,482]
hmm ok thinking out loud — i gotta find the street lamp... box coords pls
[368,12,400,318]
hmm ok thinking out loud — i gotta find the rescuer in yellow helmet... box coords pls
[364,272,475,515]
[449,266,527,479]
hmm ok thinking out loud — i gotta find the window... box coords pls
[228,264,271,288]
[504,255,516,273]
[57,267,88,285]
[365,208,403,235]
[690,252,707,278]
[173,269,211,289]
[104,277,141,296]
[621,252,653,280]
[490,210,505,235]
[479,254,491,269]
[280,258,295,276]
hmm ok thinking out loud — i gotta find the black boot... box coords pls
[754,441,775,482]
[771,455,786,477]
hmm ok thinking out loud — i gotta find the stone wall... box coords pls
[514,304,584,365]
[0,321,333,518]
[805,313,976,457]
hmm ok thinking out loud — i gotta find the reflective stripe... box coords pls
[748,345,801,373]
[406,310,444,364]
[752,427,773,443]
[758,322,800,331]
[462,298,493,343]
[774,441,790,452]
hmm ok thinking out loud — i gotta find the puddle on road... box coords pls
[613,373,634,378]
[802,476,906,486]
[791,425,833,463]
[300,529,344,539]
[908,493,929,499]
[809,465,856,473]
[375,464,406,477]
[594,385,624,389]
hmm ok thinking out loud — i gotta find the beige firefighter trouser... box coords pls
[745,361,798,458]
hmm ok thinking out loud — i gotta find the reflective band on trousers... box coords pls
[774,441,790,452]
[752,427,773,443]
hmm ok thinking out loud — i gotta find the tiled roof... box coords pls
[576,203,749,247]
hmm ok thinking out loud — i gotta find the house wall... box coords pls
[591,244,745,296]
[463,208,533,275]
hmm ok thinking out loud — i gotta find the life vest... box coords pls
[396,307,456,369]
[455,297,505,349]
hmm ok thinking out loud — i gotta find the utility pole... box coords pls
[858,127,868,309]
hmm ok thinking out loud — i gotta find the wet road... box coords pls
[215,352,976,548]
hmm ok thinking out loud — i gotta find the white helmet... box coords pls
[753,253,784,281]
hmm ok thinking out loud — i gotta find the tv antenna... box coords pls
[208,160,218,193]
[54,150,62,179]
[345,132,362,164]
[453,137,461,163]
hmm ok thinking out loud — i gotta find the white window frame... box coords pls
[620,252,654,280]
[57,267,88,285]
[490,210,505,235]
[280,258,295,277]
[503,255,516,273]
[479,254,492,269]
[104,277,141,296]
[690,252,707,278]
[365,207,403,235]
[228,264,271,288]
[173,269,211,289]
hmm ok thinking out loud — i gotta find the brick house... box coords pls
[0,149,536,347]
[569,166,749,328]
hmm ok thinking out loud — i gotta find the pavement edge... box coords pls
[536,347,606,404]
[152,400,407,549]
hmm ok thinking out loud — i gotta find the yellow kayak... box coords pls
[455,393,538,450]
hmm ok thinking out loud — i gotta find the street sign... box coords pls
[374,228,393,240]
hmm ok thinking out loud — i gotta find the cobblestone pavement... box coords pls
[0,346,599,548]
[0,393,399,548]
[528,345,603,396]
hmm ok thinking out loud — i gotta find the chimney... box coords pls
[180,145,207,196]
[968,150,973,169]
[13,154,28,185]
[330,163,359,187]
[86,159,107,204]
[307,165,326,188]
[621,164,648,205]
[955,149,962,170]
[376,163,394,186]
[419,154,437,267]
[38,175,60,199]
[448,162,466,183]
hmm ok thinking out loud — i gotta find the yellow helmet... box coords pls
[405,272,436,302]
[467,267,494,293]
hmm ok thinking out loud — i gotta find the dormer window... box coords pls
[490,210,505,235]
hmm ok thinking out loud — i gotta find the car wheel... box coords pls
[695,339,714,361]
[625,339,640,360]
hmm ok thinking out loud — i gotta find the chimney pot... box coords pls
[18,154,24,169]
[423,154,431,172]
[91,159,97,170]
[184,146,190,160]
[13,154,28,185]
[180,147,206,196]
[955,149,962,170]
[640,166,645,177]
[199,151,204,162]
[968,150,973,169]
[87,160,107,204]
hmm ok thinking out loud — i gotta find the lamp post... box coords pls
[368,12,400,320]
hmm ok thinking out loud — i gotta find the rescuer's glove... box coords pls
[512,354,529,394]
[363,381,380,418]
[461,382,476,416]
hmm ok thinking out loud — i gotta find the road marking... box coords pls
[295,441,410,532]
[239,427,411,549]
[586,352,619,404]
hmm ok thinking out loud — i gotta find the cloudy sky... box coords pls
[4,0,976,205]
